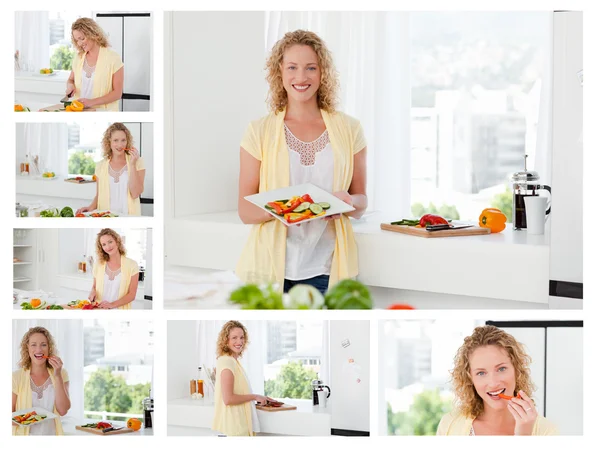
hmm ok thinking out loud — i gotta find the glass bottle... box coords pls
[197,367,204,397]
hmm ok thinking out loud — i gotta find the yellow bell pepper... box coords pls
[479,208,507,233]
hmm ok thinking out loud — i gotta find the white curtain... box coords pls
[15,12,50,72]
[19,124,69,176]
[12,320,84,421]
[265,12,412,215]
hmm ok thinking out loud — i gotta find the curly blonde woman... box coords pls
[76,123,146,216]
[212,321,275,436]
[65,18,124,111]
[85,228,139,310]
[236,30,368,295]
[437,325,558,435]
[12,327,70,436]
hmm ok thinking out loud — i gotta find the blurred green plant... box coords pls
[411,202,460,220]
[388,389,453,436]
[264,361,317,400]
[68,152,96,175]
[50,45,74,71]
[491,187,513,223]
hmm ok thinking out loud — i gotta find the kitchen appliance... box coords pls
[139,266,145,282]
[510,155,551,230]
[311,379,331,407]
[95,13,152,111]
[142,389,153,428]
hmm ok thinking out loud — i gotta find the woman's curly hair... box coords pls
[451,325,534,418]
[96,228,126,263]
[265,30,338,113]
[101,123,134,159]
[71,18,109,55]
[19,327,56,370]
[216,321,250,358]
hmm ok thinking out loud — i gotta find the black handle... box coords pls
[323,385,331,398]
[542,185,552,215]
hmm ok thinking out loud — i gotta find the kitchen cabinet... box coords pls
[13,229,59,293]
[488,321,583,435]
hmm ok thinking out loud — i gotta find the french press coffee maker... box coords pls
[311,379,331,406]
[510,155,551,230]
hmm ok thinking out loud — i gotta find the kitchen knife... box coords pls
[102,427,124,433]
[426,224,474,231]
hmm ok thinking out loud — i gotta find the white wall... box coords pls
[329,321,370,432]
[549,11,583,284]
[167,321,199,401]
[58,229,86,275]
[170,11,267,217]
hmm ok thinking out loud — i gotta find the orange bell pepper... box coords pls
[479,208,507,233]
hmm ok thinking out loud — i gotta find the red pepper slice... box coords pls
[285,211,312,224]
[267,202,284,215]
[281,198,303,214]
[419,214,449,227]
[301,194,314,203]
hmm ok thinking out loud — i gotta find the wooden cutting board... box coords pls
[39,104,96,112]
[76,425,135,435]
[64,179,95,184]
[381,223,491,238]
[256,403,297,412]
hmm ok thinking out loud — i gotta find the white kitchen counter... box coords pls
[15,71,72,112]
[167,397,331,436]
[17,177,97,200]
[165,211,550,305]
[61,418,153,436]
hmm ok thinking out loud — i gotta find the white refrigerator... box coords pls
[95,12,153,111]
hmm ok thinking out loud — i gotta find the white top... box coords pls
[29,376,56,436]
[284,125,336,280]
[80,57,95,100]
[108,163,129,214]
[103,266,122,302]
[238,362,260,433]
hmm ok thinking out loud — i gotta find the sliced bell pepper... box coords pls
[419,214,449,227]
[281,197,303,214]
[301,194,314,203]
[479,208,507,233]
[285,210,312,224]
[267,202,284,215]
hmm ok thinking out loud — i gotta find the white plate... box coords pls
[40,175,57,180]
[83,210,119,218]
[245,183,355,227]
[12,407,57,427]
[33,72,57,77]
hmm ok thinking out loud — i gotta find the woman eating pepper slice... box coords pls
[437,325,557,435]
[13,327,70,436]
[237,30,368,295]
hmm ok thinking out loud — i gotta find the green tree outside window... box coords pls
[387,389,453,436]
[50,46,74,71]
[84,368,150,421]
[264,361,317,400]
[491,187,513,223]
[68,152,96,175]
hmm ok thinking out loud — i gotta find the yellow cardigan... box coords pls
[12,368,69,436]
[212,355,254,436]
[436,410,559,435]
[93,255,139,310]
[72,46,123,111]
[236,108,367,291]
[95,154,145,216]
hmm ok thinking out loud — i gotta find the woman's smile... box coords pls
[487,387,506,400]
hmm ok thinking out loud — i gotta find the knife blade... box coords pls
[102,427,124,433]
[426,224,474,231]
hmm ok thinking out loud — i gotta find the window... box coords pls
[67,122,109,177]
[409,12,551,221]
[264,320,324,401]
[48,11,92,71]
[83,320,153,422]
[384,319,485,435]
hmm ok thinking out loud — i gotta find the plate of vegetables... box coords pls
[245,183,355,226]
[12,408,56,427]
[83,210,119,218]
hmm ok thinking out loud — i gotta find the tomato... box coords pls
[387,304,415,310]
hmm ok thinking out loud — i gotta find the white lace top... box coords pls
[108,163,129,214]
[284,124,336,280]
[80,56,95,100]
[237,361,260,433]
[29,376,56,435]
[102,265,122,302]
